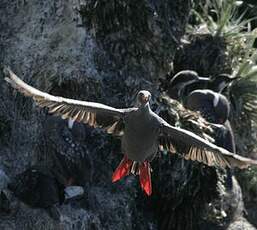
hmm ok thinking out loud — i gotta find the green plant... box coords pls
[236,167,257,201]
[230,47,257,126]
[191,0,252,36]
[189,0,257,69]
[187,0,257,129]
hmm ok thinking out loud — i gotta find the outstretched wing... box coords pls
[159,120,257,169]
[4,67,135,136]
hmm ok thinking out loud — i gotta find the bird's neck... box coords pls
[138,102,151,114]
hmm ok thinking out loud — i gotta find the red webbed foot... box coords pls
[112,155,133,182]
[139,161,152,196]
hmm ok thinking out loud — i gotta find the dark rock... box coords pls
[0,169,10,190]
[79,0,191,81]
[45,204,61,221]
[8,166,65,209]
[174,34,232,77]
[0,191,10,213]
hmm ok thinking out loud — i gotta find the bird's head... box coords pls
[168,70,209,101]
[137,90,151,106]
[210,74,235,93]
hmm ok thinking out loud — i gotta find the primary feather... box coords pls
[4,67,257,169]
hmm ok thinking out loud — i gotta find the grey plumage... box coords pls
[4,67,257,169]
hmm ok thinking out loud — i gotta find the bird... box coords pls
[185,89,231,125]
[208,74,235,93]
[3,67,257,196]
[185,89,236,189]
[167,71,235,102]
[167,71,257,152]
[167,70,209,101]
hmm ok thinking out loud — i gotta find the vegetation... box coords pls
[189,0,257,67]
[184,0,257,226]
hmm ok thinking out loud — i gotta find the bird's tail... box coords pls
[112,155,152,196]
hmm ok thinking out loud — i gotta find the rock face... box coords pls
[78,0,191,81]
[0,0,191,229]
[0,1,256,230]
[173,34,232,77]
[0,169,10,190]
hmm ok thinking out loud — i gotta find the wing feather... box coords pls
[159,119,257,169]
[196,149,202,162]
[4,67,135,136]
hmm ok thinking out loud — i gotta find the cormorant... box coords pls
[185,89,236,188]
[167,70,234,102]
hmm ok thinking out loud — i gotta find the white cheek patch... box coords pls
[68,119,75,129]
[213,94,219,108]
[218,82,227,92]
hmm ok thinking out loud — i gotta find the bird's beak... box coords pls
[198,77,210,83]
[141,95,149,104]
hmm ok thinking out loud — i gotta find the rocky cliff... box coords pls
[0,1,256,230]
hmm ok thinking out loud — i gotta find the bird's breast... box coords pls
[122,113,159,162]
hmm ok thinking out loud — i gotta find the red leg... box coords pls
[139,161,152,196]
[112,155,133,182]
